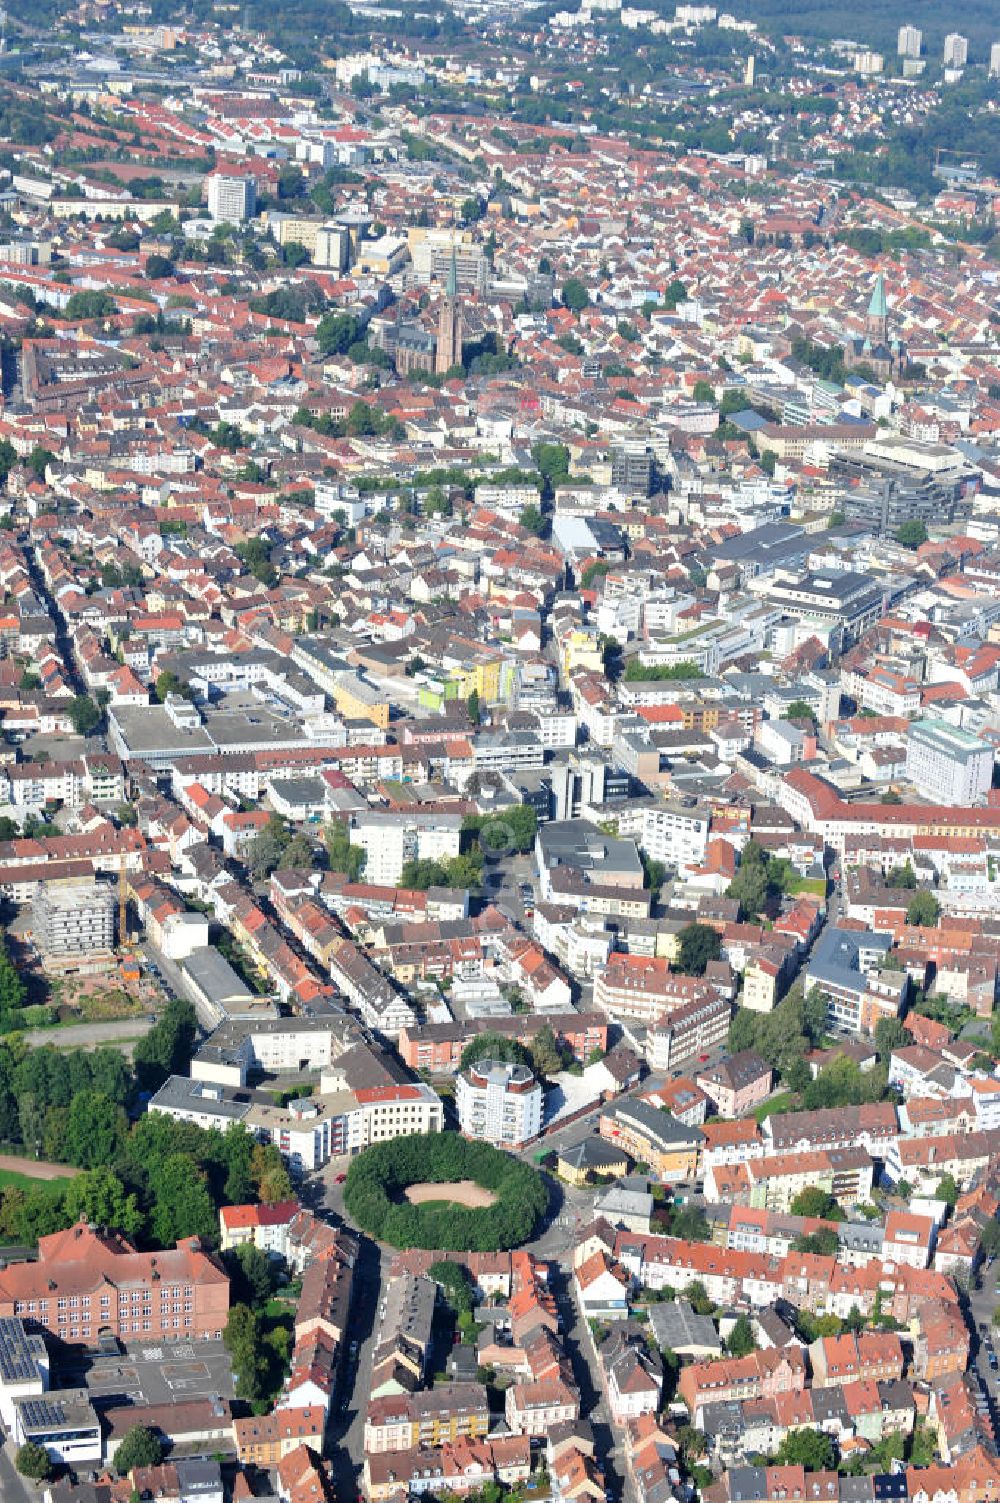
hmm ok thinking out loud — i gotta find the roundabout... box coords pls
[343,1132,547,1251]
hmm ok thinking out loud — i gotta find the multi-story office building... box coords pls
[456,1059,542,1150]
[991,41,1000,77]
[905,719,993,806]
[31,880,115,969]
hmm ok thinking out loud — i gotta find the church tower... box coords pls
[866,273,889,347]
[435,247,464,376]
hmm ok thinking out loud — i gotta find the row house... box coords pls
[678,1348,807,1424]
[364,1384,491,1454]
[365,1436,531,1502]
[808,1331,905,1389]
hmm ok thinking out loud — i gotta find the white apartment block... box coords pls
[639,803,710,874]
[351,812,463,886]
[456,1059,542,1150]
[943,31,968,65]
[897,24,921,56]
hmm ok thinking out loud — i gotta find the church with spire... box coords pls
[434,248,464,376]
[385,247,465,378]
[843,272,905,381]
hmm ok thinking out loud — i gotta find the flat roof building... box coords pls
[905,719,993,807]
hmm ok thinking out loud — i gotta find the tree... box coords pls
[145,253,175,279]
[115,1425,164,1475]
[727,858,769,921]
[28,445,55,481]
[248,814,292,880]
[231,1241,276,1307]
[64,1091,127,1169]
[782,700,818,726]
[134,998,198,1092]
[529,1023,569,1078]
[467,689,481,724]
[776,1429,834,1471]
[561,277,589,314]
[678,1423,707,1459]
[325,819,364,882]
[16,1441,52,1481]
[251,1141,293,1204]
[684,1281,713,1317]
[68,694,101,736]
[726,1313,756,1357]
[519,503,547,537]
[887,861,917,889]
[896,520,928,549]
[675,922,721,977]
[906,890,940,927]
[316,310,359,356]
[65,1166,143,1239]
[154,670,193,703]
[794,1227,840,1256]
[460,1034,532,1073]
[149,1153,217,1245]
[671,1204,711,1242]
[874,1017,910,1061]
[936,1172,959,1209]
[790,1187,843,1221]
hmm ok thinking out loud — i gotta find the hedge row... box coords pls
[343,1132,547,1251]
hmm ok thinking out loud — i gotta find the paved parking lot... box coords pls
[58,1341,233,1409]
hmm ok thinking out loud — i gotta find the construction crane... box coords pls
[118,855,129,950]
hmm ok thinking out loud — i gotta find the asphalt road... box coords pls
[22,1017,154,1051]
[323,1224,386,1500]
[556,1269,631,1503]
[141,941,216,1034]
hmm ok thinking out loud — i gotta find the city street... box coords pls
[325,1235,386,1500]
[554,1268,632,1503]
[0,1440,33,1503]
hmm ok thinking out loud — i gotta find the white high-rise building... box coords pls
[943,32,968,67]
[990,41,1000,78]
[456,1058,543,1150]
[207,174,256,224]
[905,719,993,806]
[897,24,921,58]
